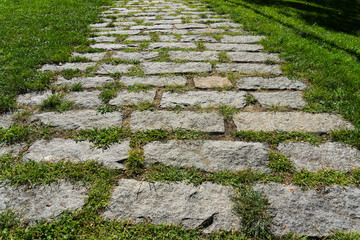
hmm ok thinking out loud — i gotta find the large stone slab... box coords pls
[169,51,218,61]
[255,183,360,236]
[131,24,173,30]
[94,30,141,35]
[144,140,269,172]
[90,43,137,50]
[0,143,25,156]
[109,91,156,105]
[40,63,96,71]
[89,36,117,42]
[125,35,151,41]
[142,62,212,74]
[159,35,178,42]
[233,112,354,133]
[216,63,282,75]
[221,35,265,43]
[72,52,106,61]
[227,52,280,63]
[0,181,87,222]
[64,91,103,108]
[32,110,122,130]
[23,138,130,169]
[96,64,133,74]
[194,76,232,89]
[174,23,207,29]
[120,76,187,86]
[205,43,263,52]
[17,91,52,106]
[54,76,115,88]
[130,111,225,132]
[236,77,306,90]
[0,113,13,129]
[103,179,240,233]
[160,91,246,108]
[112,51,159,61]
[210,22,242,28]
[180,35,217,43]
[252,92,306,109]
[148,42,196,49]
[278,142,360,171]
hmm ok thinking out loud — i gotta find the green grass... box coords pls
[0,0,114,113]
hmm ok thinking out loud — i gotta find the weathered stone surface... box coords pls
[0,180,87,222]
[120,76,187,86]
[194,76,232,89]
[17,91,52,106]
[40,63,96,71]
[72,52,106,61]
[112,51,159,61]
[278,142,360,171]
[174,23,207,29]
[142,62,212,74]
[125,35,151,41]
[160,91,246,108]
[131,24,173,30]
[180,35,217,43]
[194,18,230,23]
[144,140,269,172]
[0,143,24,156]
[205,43,262,52]
[144,29,188,34]
[233,112,354,133]
[103,179,240,233]
[210,22,242,28]
[252,92,306,109]
[55,76,115,88]
[0,113,13,129]
[189,29,225,34]
[254,183,360,236]
[64,91,103,108]
[236,77,306,90]
[169,51,218,61]
[148,42,196,49]
[159,35,178,42]
[89,36,117,42]
[94,30,141,35]
[221,35,265,43]
[115,21,137,26]
[216,63,282,75]
[144,19,182,24]
[109,91,156,105]
[90,43,137,50]
[96,64,133,74]
[131,111,224,132]
[32,110,122,130]
[227,52,280,63]
[90,23,108,28]
[23,138,130,169]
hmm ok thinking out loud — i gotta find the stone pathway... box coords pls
[0,0,359,237]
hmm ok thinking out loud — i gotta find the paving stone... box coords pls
[109,91,156,105]
[131,24,174,30]
[0,113,13,128]
[144,19,182,24]
[130,111,224,132]
[89,36,117,42]
[205,43,263,52]
[112,51,159,61]
[210,22,242,28]
[254,183,360,236]
[159,35,178,42]
[103,179,240,233]
[125,35,151,41]
[169,51,218,61]
[148,42,196,49]
[189,29,225,34]
[32,110,122,130]
[144,140,269,172]
[114,21,137,26]
[40,62,96,71]
[17,91,52,106]
[221,35,265,43]
[64,91,103,108]
[216,63,282,75]
[144,29,189,34]
[55,76,115,88]
[0,180,87,222]
[120,76,187,86]
[236,77,306,90]
[23,138,130,169]
[227,52,280,62]
[142,62,212,74]
[194,18,230,23]
[94,30,141,35]
[278,142,360,171]
[160,91,246,108]
[252,92,306,109]
[175,23,207,29]
[180,35,217,42]
[96,64,133,74]
[194,76,232,88]
[0,143,25,156]
[90,43,137,50]
[233,112,354,133]
[72,52,106,61]
[90,23,109,28]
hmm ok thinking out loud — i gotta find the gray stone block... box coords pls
[216,63,282,75]
[96,64,133,74]
[125,35,151,41]
[221,35,265,43]
[148,42,196,49]
[142,62,212,74]
[205,43,263,52]
[17,91,52,106]
[54,76,115,88]
[120,76,187,86]
[109,91,156,105]
[169,51,218,61]
[72,52,106,61]
[64,91,103,108]
[40,63,96,71]
[174,23,207,29]
[236,77,306,90]
[251,92,306,109]
[112,51,159,61]
[227,52,280,63]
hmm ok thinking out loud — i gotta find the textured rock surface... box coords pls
[174,23,207,29]
[23,138,130,169]
[194,76,232,88]
[32,110,122,130]
[103,179,240,233]
[109,91,156,105]
[90,36,116,42]
[205,43,263,52]
[227,52,280,63]
[180,35,217,42]
[221,35,265,43]
[0,143,25,156]
[120,76,187,86]
[96,64,133,74]
[255,183,360,236]
[125,35,151,41]
[237,77,306,90]
[64,91,103,108]
[233,112,354,132]
[142,62,212,74]
[72,52,106,61]
[40,63,96,71]
[112,51,159,61]
[160,91,246,108]
[252,92,306,109]
[216,63,282,75]
[148,42,196,49]
[144,140,269,172]
[0,181,87,222]
[0,113,13,128]
[17,91,52,106]
[278,142,360,171]
[169,51,218,61]
[55,76,115,88]
[130,111,225,132]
